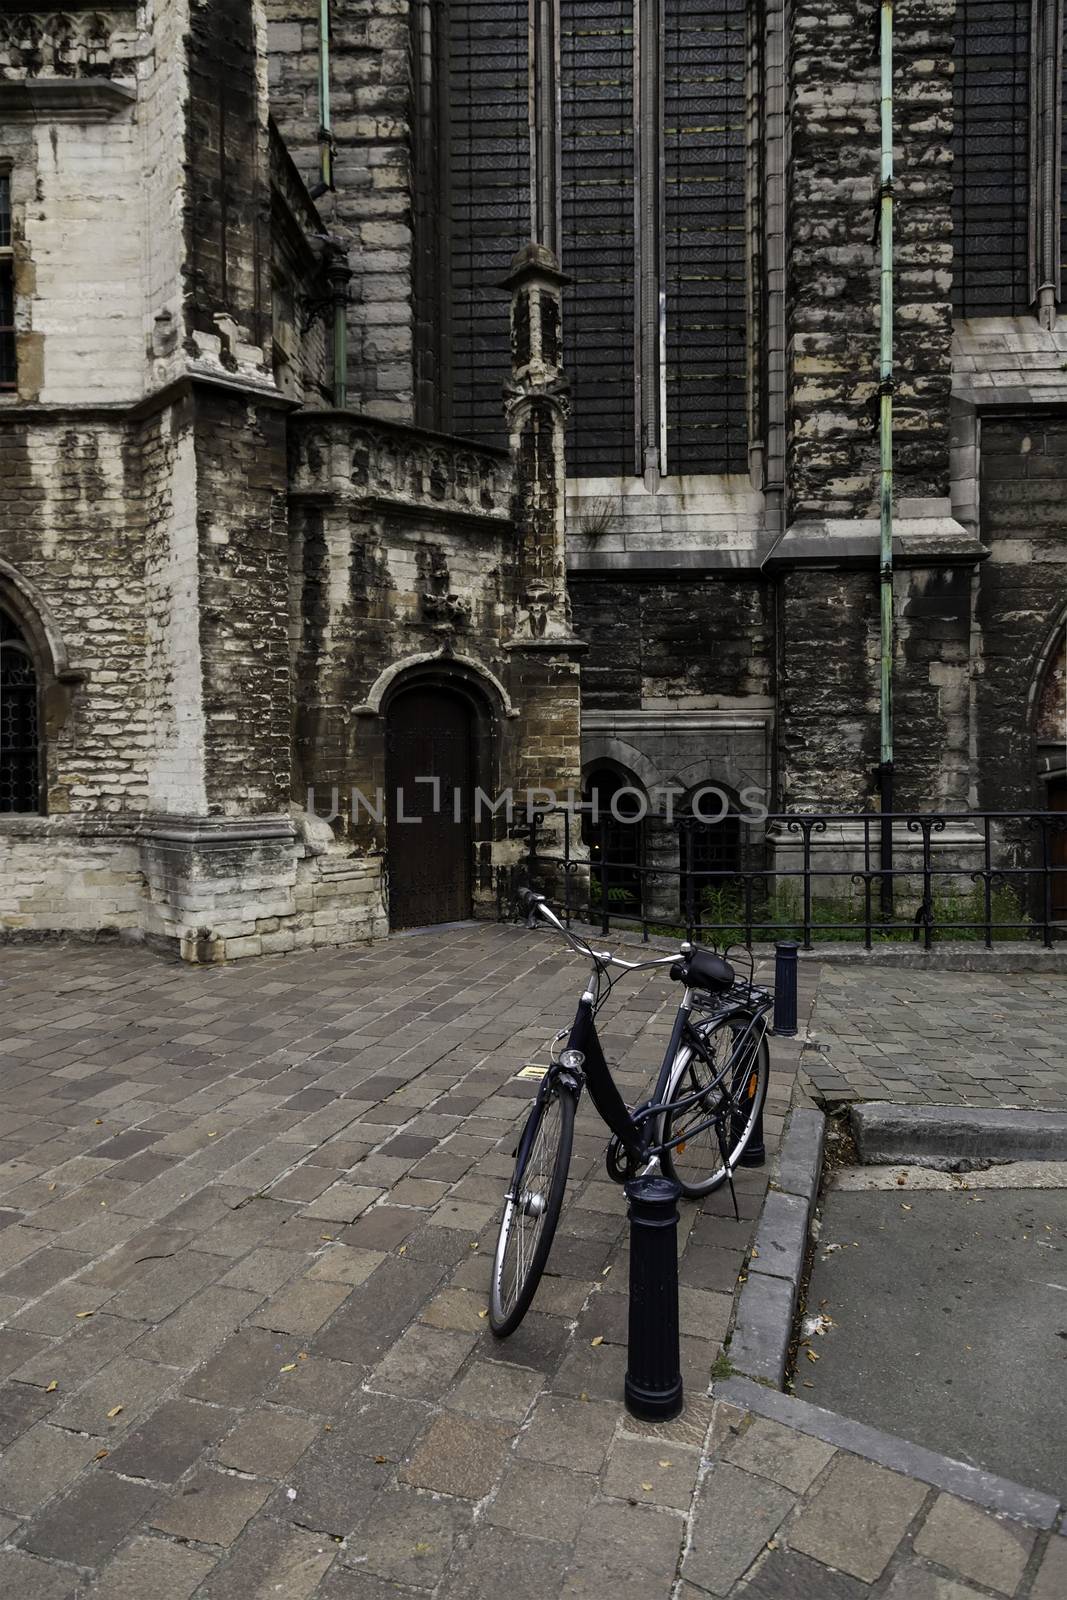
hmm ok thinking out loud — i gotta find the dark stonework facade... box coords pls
[1,1,1066,954]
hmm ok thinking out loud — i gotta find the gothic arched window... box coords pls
[0,607,41,813]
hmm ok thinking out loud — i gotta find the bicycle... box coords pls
[489,887,772,1337]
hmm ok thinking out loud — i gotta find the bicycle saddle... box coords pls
[671,946,735,993]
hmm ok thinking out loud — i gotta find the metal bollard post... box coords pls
[624,1173,683,1422]
[772,939,799,1037]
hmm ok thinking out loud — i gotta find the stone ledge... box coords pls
[762,513,987,572]
[0,78,135,121]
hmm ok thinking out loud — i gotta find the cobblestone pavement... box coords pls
[0,925,788,1600]
[803,967,1067,1110]
[4,932,1064,1598]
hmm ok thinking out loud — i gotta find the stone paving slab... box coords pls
[805,967,1067,1109]
[712,1383,1066,1598]
[0,926,785,1598]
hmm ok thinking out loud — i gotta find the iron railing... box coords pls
[497,808,1067,951]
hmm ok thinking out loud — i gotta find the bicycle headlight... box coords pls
[559,1049,585,1072]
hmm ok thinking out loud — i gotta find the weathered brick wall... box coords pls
[184,0,272,351]
[975,418,1067,810]
[777,571,879,807]
[0,822,144,935]
[895,565,972,810]
[195,389,292,816]
[0,6,147,403]
[777,563,971,812]
[266,0,417,419]
[0,422,149,811]
[893,0,953,502]
[571,579,775,711]
[787,0,953,519]
[139,399,208,814]
[269,127,330,404]
[143,0,195,386]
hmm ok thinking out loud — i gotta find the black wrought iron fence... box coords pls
[497,808,1067,951]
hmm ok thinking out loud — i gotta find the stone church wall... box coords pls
[266,0,418,420]
[975,417,1067,813]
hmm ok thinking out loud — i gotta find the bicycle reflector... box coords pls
[559,1049,585,1071]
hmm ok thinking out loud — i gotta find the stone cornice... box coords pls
[0,77,134,121]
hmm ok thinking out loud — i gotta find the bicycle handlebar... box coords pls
[516,888,679,972]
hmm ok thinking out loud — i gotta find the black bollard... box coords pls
[624,1173,683,1422]
[773,939,799,1037]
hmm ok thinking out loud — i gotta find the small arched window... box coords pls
[0,606,41,813]
[582,766,645,920]
[679,796,741,924]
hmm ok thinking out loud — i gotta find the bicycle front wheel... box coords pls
[489,1082,575,1337]
[657,1010,769,1198]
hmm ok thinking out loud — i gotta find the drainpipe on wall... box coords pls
[316,0,334,197]
[878,0,895,915]
[313,0,347,407]
[323,241,351,410]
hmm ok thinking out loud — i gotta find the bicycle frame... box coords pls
[520,981,770,1174]
[511,892,771,1177]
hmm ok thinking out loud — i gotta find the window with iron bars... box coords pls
[0,608,41,814]
[952,1,1067,320]
[439,0,748,476]
[0,171,15,390]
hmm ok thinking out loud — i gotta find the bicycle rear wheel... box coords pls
[489,1081,575,1337]
[657,1010,769,1199]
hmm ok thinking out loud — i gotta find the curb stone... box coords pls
[715,1377,1063,1531]
[852,1102,1067,1166]
[725,1105,825,1388]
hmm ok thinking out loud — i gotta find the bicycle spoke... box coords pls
[661,1013,768,1197]
[494,1088,566,1325]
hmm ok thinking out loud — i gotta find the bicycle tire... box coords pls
[489,1081,575,1337]
[656,1010,769,1199]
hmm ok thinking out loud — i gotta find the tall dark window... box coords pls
[445,1,529,441]
[679,806,740,922]
[0,172,15,390]
[664,0,746,473]
[561,1,636,474]
[441,0,749,475]
[583,767,644,917]
[952,3,1067,322]
[952,2,1037,316]
[0,609,41,814]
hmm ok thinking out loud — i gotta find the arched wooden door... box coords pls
[385,686,474,928]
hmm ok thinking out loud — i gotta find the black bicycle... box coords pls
[489,887,771,1337]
